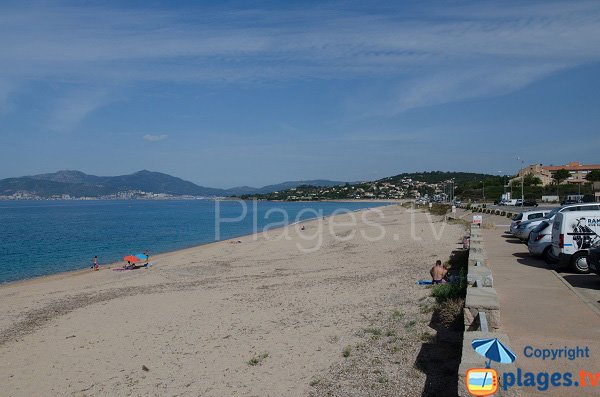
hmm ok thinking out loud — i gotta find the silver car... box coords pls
[514,203,600,242]
[527,220,557,261]
[509,210,550,235]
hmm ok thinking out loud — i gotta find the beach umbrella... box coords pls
[472,338,516,368]
[134,253,149,261]
[123,255,142,263]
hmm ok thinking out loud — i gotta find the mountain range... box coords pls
[0,170,347,198]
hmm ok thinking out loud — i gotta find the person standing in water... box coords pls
[91,256,99,271]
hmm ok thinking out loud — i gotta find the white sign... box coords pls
[473,215,483,225]
[429,202,433,208]
[452,205,456,214]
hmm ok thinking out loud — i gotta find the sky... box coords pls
[0,0,599,188]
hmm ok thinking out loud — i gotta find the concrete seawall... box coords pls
[457,221,521,397]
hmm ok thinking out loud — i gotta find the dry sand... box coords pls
[0,205,464,396]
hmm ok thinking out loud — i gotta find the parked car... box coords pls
[513,203,600,242]
[510,210,550,235]
[561,199,582,205]
[527,220,557,262]
[551,210,600,273]
[589,247,600,277]
[516,200,538,207]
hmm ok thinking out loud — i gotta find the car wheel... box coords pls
[570,252,590,274]
[543,247,554,262]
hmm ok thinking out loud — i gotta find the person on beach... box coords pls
[91,256,99,271]
[430,260,447,284]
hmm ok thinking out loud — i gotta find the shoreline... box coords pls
[0,203,461,397]
[0,204,397,289]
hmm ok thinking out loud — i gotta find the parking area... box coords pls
[501,230,600,314]
[482,223,600,397]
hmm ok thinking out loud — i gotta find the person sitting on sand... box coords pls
[430,260,448,284]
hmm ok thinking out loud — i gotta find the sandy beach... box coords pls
[0,204,464,396]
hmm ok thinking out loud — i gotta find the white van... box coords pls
[551,211,600,273]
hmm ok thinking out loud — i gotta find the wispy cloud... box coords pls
[47,89,112,132]
[0,0,599,119]
[143,134,168,142]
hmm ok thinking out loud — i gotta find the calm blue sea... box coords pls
[0,200,387,284]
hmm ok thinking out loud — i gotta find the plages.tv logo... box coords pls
[466,338,517,397]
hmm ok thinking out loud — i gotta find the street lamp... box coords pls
[517,157,525,202]
[452,178,456,202]
[498,171,505,194]
[481,180,485,202]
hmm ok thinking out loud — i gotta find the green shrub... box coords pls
[428,203,450,216]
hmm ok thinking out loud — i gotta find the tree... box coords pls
[523,172,542,187]
[586,169,600,182]
[553,169,570,199]
[587,170,600,193]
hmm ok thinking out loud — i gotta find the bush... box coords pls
[437,298,465,329]
[431,280,465,302]
[428,203,450,216]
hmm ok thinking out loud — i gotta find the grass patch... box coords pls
[404,320,417,330]
[247,352,269,366]
[391,309,404,320]
[363,327,382,339]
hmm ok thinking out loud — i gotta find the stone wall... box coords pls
[457,223,521,397]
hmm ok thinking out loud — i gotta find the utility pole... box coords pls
[517,157,525,202]
[452,179,456,202]
[482,180,485,202]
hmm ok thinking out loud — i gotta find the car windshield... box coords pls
[532,221,549,233]
[543,207,561,219]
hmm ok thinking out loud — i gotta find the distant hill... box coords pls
[224,180,346,196]
[380,171,498,185]
[0,170,347,198]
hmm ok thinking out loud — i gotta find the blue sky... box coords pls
[1,0,599,188]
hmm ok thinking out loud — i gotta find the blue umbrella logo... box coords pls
[472,338,517,368]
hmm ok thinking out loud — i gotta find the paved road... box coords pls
[489,214,600,313]
[502,232,600,313]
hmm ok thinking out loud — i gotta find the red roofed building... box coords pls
[512,161,600,186]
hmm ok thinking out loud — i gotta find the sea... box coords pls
[0,200,388,284]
